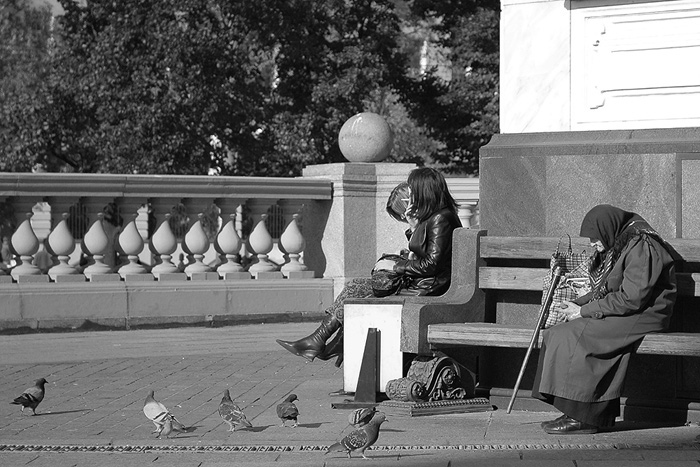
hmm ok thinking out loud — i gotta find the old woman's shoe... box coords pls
[543,416,598,434]
[540,414,567,429]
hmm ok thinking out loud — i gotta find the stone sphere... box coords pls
[338,112,394,163]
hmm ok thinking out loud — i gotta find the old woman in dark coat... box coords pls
[533,204,677,434]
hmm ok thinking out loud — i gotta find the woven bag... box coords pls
[541,235,592,329]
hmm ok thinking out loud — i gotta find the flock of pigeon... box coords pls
[11,377,387,459]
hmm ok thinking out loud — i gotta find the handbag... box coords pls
[371,254,408,297]
[541,235,592,329]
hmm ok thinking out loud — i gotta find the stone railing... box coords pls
[0,173,331,280]
[0,172,339,330]
[0,167,479,331]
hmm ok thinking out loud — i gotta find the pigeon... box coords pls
[348,406,376,428]
[11,378,48,415]
[326,412,386,459]
[142,390,189,438]
[276,394,299,427]
[218,389,253,432]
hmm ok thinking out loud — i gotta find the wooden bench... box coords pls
[427,233,700,358]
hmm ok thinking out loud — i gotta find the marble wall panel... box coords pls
[480,131,685,238]
[500,0,571,133]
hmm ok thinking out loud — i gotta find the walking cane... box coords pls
[506,266,563,414]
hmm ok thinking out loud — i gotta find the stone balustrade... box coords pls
[0,173,331,281]
[0,169,479,331]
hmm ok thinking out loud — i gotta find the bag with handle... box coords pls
[541,235,592,329]
[371,254,408,297]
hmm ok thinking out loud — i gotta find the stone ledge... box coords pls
[483,128,700,157]
[0,279,334,333]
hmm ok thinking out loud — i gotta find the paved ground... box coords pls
[1,323,699,466]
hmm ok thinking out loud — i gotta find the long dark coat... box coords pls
[535,235,676,402]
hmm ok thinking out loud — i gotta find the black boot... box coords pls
[317,327,343,365]
[276,314,341,362]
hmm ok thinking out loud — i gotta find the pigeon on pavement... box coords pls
[276,394,299,427]
[326,412,386,459]
[218,389,253,432]
[142,390,189,438]
[348,406,376,428]
[11,378,48,415]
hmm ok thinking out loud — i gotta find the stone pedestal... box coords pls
[302,163,415,297]
[488,0,700,421]
[478,127,700,417]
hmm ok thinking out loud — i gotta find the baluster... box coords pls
[46,197,81,270]
[215,214,246,278]
[280,214,309,277]
[183,198,216,270]
[151,213,180,278]
[148,197,182,274]
[82,213,114,279]
[47,212,80,280]
[214,198,246,277]
[117,215,148,278]
[458,204,474,229]
[10,213,42,280]
[184,213,213,277]
[247,214,279,274]
[80,197,117,278]
[117,198,148,270]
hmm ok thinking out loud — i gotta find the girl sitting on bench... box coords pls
[275,167,461,367]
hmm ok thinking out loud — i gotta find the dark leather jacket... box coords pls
[393,208,461,296]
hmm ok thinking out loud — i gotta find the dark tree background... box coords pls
[0,0,499,176]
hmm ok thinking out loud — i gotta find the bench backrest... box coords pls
[477,235,700,297]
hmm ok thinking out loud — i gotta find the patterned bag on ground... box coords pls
[541,235,592,329]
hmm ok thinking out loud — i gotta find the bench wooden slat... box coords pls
[428,323,700,357]
[480,236,700,263]
[479,267,546,290]
[480,237,591,260]
[479,267,700,297]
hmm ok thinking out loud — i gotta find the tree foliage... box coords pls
[0,0,499,176]
[403,0,500,175]
[0,0,53,172]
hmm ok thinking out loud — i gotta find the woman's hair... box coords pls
[386,182,410,223]
[406,167,458,223]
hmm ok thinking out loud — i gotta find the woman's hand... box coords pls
[559,300,582,321]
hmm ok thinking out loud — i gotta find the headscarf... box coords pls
[579,205,643,250]
[579,204,659,299]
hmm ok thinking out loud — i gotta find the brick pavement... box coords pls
[1,323,699,466]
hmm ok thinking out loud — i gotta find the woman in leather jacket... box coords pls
[276,167,461,366]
